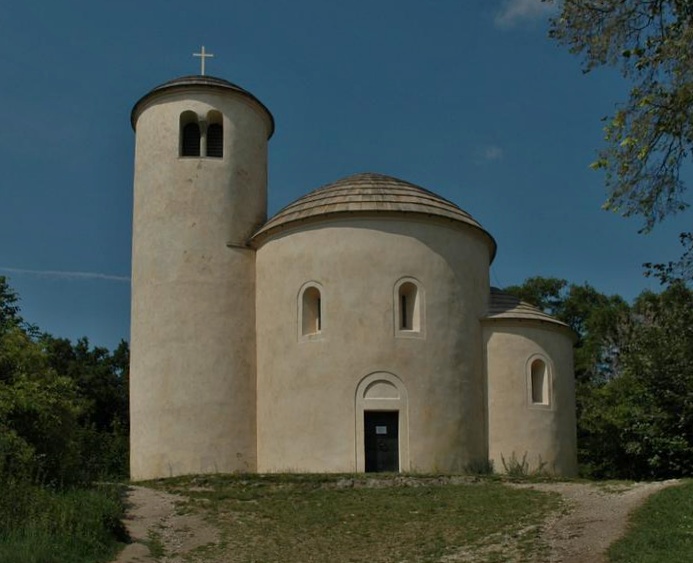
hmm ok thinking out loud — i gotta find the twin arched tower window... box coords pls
[180,111,223,158]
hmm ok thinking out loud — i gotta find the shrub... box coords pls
[0,477,128,563]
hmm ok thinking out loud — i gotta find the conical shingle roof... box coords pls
[484,287,572,330]
[251,173,495,255]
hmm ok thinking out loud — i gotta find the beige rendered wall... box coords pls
[129,88,271,480]
[255,217,493,473]
[483,321,577,476]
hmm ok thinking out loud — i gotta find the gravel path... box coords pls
[111,479,679,562]
[112,486,219,563]
[511,480,679,562]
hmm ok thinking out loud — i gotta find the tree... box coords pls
[616,281,692,476]
[507,276,693,478]
[502,276,568,316]
[0,277,130,484]
[0,325,84,483]
[0,277,22,331]
[504,277,628,383]
[548,0,693,280]
[42,336,130,478]
[580,282,693,478]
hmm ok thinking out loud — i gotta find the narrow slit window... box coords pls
[316,297,321,331]
[302,286,322,336]
[400,294,408,329]
[530,359,549,405]
[398,282,419,331]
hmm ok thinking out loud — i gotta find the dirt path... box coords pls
[111,479,679,562]
[512,480,679,562]
[112,486,220,563]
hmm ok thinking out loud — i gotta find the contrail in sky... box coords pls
[0,267,130,283]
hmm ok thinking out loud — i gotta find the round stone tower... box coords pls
[129,75,273,480]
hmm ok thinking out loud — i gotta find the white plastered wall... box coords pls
[129,87,271,480]
[255,216,493,473]
[483,321,577,476]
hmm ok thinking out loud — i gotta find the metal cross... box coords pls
[193,46,214,76]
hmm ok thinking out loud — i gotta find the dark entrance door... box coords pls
[364,411,399,472]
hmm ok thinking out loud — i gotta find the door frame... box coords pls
[364,410,400,472]
[355,372,409,472]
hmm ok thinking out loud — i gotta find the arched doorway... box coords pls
[355,372,409,472]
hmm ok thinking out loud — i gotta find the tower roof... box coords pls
[484,287,573,332]
[251,172,496,256]
[130,75,274,136]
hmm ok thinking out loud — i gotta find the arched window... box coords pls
[206,111,223,158]
[399,282,418,330]
[206,124,223,157]
[529,358,550,406]
[180,111,201,157]
[179,111,200,156]
[181,124,201,157]
[299,284,323,339]
[394,278,424,337]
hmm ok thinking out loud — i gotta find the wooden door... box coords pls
[364,411,399,472]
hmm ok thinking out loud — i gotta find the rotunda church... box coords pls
[129,75,577,481]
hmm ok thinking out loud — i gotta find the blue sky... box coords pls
[0,0,689,350]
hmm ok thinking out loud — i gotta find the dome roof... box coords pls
[484,287,572,331]
[131,74,274,136]
[251,173,496,255]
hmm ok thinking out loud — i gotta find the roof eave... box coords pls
[249,209,497,260]
[481,315,578,342]
[130,75,275,137]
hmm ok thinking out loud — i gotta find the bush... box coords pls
[0,477,128,563]
[500,452,547,479]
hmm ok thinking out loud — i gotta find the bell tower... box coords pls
[129,74,274,480]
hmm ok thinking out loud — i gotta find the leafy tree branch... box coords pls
[548,0,693,281]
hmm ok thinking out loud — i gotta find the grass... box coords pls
[0,478,128,563]
[609,479,693,563]
[3,470,687,563]
[145,529,166,559]
[150,473,561,562]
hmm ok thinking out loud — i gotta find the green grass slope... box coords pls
[151,474,560,562]
[609,480,693,563]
